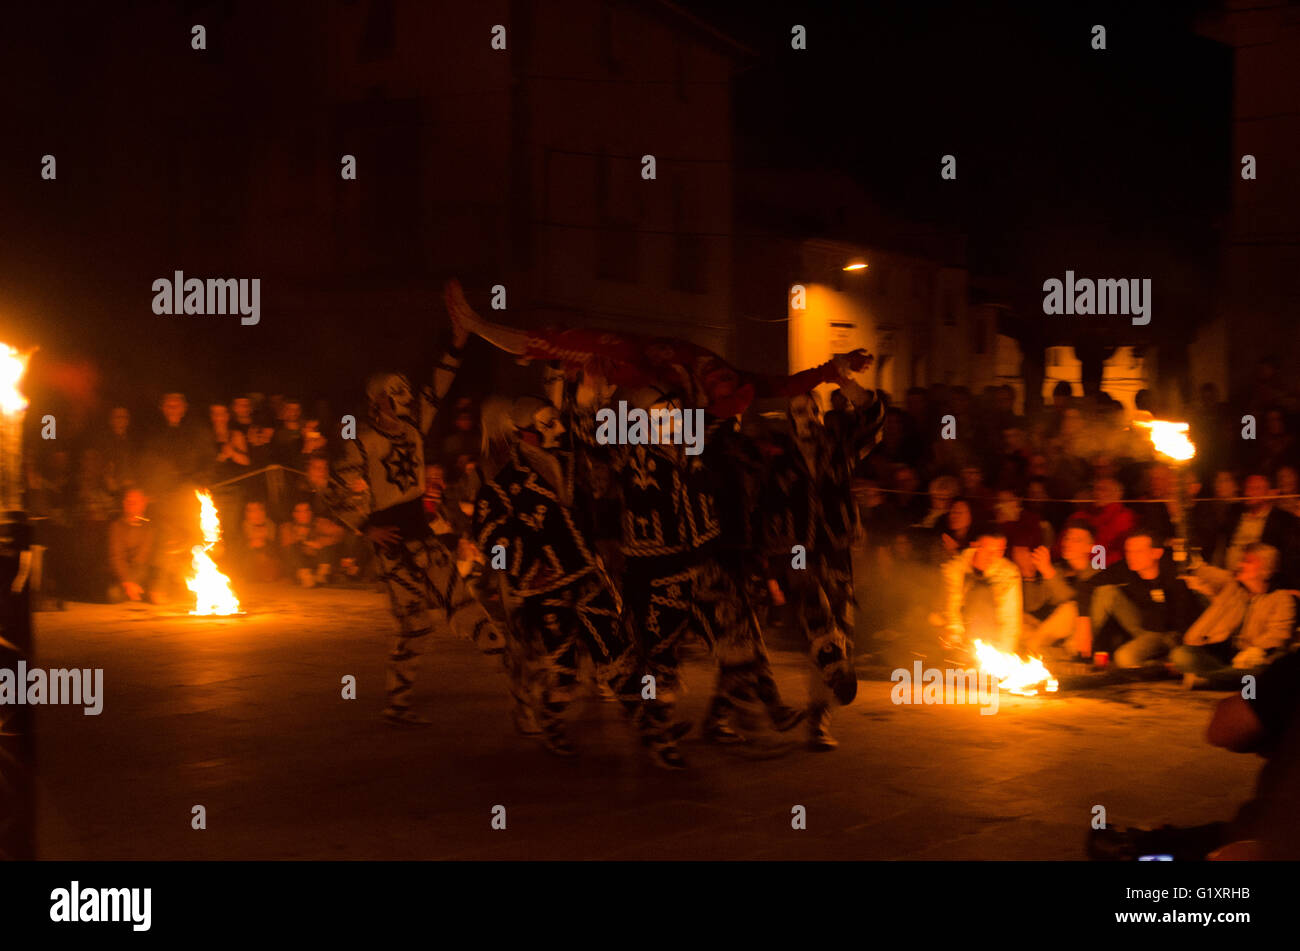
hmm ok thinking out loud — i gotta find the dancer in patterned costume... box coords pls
[761,364,885,749]
[472,393,641,758]
[445,279,870,763]
[333,313,503,726]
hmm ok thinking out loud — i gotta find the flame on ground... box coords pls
[0,344,30,415]
[1135,419,1196,463]
[188,490,242,616]
[972,639,1059,697]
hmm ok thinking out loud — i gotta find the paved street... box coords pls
[31,587,1260,860]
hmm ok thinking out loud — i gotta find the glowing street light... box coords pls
[842,261,868,271]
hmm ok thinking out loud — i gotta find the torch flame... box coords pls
[972,639,1059,697]
[187,490,242,616]
[1135,419,1196,463]
[0,344,30,415]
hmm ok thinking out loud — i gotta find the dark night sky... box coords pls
[0,0,1234,435]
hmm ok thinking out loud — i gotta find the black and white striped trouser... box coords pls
[375,533,502,711]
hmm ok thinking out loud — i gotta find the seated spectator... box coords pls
[1021,523,1100,659]
[936,498,975,562]
[889,463,928,525]
[1276,465,1300,519]
[99,405,139,492]
[1023,477,1057,551]
[423,463,467,551]
[209,402,250,479]
[280,500,338,587]
[108,488,160,603]
[940,525,1022,652]
[230,396,254,435]
[1192,469,1240,567]
[240,500,281,582]
[958,464,995,523]
[914,474,959,530]
[1081,476,1136,570]
[1172,544,1297,687]
[1088,529,1198,667]
[439,397,481,464]
[1256,407,1298,476]
[301,418,328,456]
[994,487,1044,557]
[1132,463,1179,544]
[1223,472,1300,587]
[271,398,306,467]
[297,455,335,518]
[295,455,368,582]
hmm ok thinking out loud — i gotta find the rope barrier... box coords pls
[208,463,310,488]
[858,485,1300,505]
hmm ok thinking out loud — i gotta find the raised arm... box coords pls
[418,333,466,438]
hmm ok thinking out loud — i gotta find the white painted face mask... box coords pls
[367,373,414,417]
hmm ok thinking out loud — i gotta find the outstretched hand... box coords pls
[843,348,873,372]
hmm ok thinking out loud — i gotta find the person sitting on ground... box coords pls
[240,500,281,582]
[1021,522,1101,660]
[940,525,1022,653]
[280,500,337,587]
[1087,528,1198,668]
[108,488,160,603]
[1172,543,1297,688]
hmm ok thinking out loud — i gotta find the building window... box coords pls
[671,179,707,293]
[596,152,637,283]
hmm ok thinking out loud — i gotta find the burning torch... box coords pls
[0,342,35,859]
[1134,419,1197,565]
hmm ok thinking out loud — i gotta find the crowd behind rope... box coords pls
[23,390,486,604]
[22,358,1300,688]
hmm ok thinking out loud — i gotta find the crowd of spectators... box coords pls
[24,390,486,606]
[852,366,1300,687]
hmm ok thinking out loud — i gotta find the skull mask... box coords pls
[366,372,414,419]
[789,393,822,441]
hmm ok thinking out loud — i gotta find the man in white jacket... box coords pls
[1173,544,1297,688]
[941,526,1024,653]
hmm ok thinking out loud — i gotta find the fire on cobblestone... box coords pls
[972,639,1059,697]
[188,490,242,616]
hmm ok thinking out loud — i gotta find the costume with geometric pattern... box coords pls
[333,341,503,719]
[473,439,639,752]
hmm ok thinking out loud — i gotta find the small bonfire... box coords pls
[972,639,1059,697]
[187,490,242,616]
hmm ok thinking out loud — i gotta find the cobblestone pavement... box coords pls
[31,587,1261,860]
